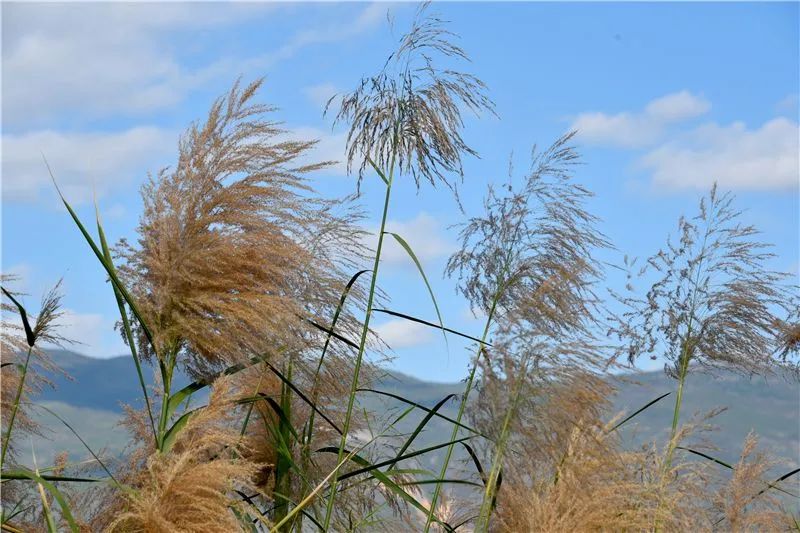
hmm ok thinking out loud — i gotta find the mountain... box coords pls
[17,350,800,487]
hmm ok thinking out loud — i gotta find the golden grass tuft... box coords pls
[108,376,261,533]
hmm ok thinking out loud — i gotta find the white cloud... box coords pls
[638,118,799,191]
[2,3,385,126]
[2,127,176,204]
[368,213,456,267]
[571,91,710,148]
[374,318,434,349]
[46,309,127,358]
[285,126,348,175]
[644,91,711,122]
[304,83,340,110]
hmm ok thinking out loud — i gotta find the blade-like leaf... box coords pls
[239,393,301,444]
[1,288,34,347]
[46,161,155,349]
[321,447,455,532]
[1,471,99,483]
[260,359,343,435]
[676,446,732,469]
[317,435,474,482]
[32,403,122,490]
[355,387,488,437]
[304,269,370,451]
[304,318,359,350]
[374,308,491,346]
[384,232,447,346]
[461,441,487,485]
[368,157,390,186]
[168,351,287,419]
[3,469,80,532]
[161,408,199,453]
[95,203,157,443]
[384,394,456,472]
[608,392,672,433]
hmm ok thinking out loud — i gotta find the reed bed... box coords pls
[2,3,798,532]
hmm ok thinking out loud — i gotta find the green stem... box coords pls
[665,341,691,470]
[1,346,33,468]
[322,162,395,530]
[156,347,177,452]
[475,357,530,532]
[274,359,294,530]
[425,291,501,533]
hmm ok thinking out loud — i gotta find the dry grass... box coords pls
[3,8,798,533]
[108,377,261,532]
[117,78,367,378]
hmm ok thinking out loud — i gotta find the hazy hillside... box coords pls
[24,350,800,488]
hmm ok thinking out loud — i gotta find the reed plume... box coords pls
[108,377,260,533]
[117,77,367,379]
[330,1,495,192]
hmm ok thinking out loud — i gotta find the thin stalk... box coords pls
[322,156,396,530]
[425,291,501,532]
[475,357,531,532]
[666,343,691,467]
[274,359,293,530]
[1,346,33,468]
[156,347,177,451]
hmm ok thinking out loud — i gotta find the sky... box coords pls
[2,2,798,382]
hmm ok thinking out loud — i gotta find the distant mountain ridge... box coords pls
[22,350,800,483]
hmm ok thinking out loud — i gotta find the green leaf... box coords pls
[161,408,199,453]
[608,392,671,433]
[317,435,474,482]
[304,318,359,350]
[3,469,80,532]
[367,157,390,186]
[168,351,287,420]
[1,288,34,347]
[384,232,447,346]
[1,471,99,483]
[32,403,123,490]
[322,448,456,532]
[356,388,491,440]
[46,160,156,350]
[373,308,491,346]
[259,358,343,435]
[95,202,157,443]
[385,394,456,472]
[240,393,301,444]
[461,441,487,485]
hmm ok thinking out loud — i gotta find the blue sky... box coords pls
[2,2,798,382]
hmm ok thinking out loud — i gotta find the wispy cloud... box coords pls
[570,91,710,148]
[638,117,799,191]
[374,318,434,349]
[304,83,340,111]
[571,92,798,191]
[45,309,127,358]
[2,127,176,204]
[2,3,386,127]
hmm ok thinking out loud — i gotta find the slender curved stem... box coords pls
[323,160,395,530]
[425,292,500,532]
[1,346,33,468]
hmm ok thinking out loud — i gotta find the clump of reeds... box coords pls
[610,184,799,469]
[108,376,260,533]
[116,77,367,378]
